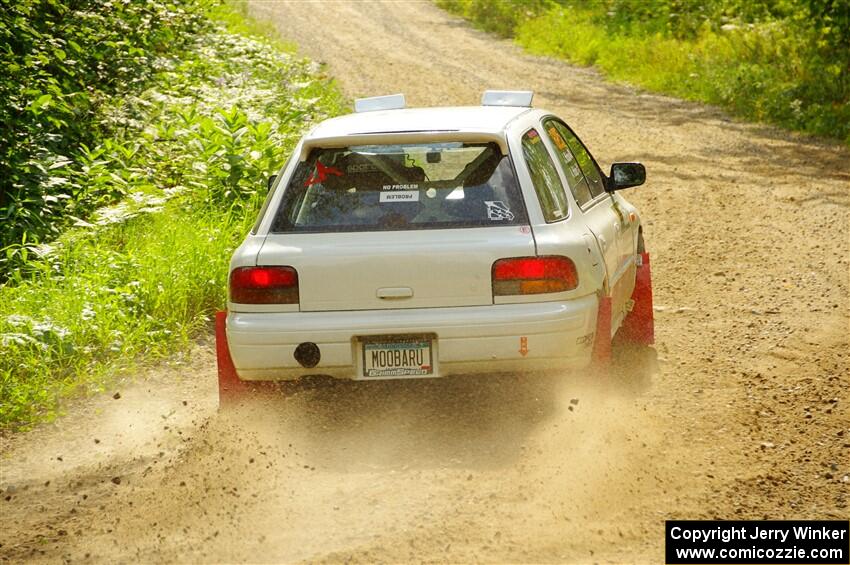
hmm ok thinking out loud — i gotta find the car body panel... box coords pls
[510,110,638,334]
[226,294,597,380]
[307,106,530,138]
[253,226,536,312]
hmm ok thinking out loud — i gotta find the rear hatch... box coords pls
[258,227,535,311]
[257,140,535,311]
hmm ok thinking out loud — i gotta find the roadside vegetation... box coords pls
[1,0,203,275]
[0,1,343,428]
[437,0,850,144]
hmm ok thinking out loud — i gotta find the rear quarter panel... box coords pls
[504,112,607,300]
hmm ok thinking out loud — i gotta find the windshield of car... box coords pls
[270,142,528,232]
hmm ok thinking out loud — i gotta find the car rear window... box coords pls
[270,142,528,233]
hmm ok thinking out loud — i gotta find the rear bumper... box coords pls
[226,295,598,380]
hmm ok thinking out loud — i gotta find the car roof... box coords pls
[307,105,532,139]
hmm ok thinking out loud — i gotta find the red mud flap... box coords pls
[216,310,273,405]
[619,252,655,346]
[591,252,654,369]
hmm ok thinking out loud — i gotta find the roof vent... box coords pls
[354,93,406,113]
[481,90,534,107]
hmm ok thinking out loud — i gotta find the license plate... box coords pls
[360,335,434,378]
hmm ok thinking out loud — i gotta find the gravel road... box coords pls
[1,1,847,563]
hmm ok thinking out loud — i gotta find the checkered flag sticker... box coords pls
[485,200,515,221]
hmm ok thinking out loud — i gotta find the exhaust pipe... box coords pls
[294,342,320,368]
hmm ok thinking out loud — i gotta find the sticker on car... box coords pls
[379,190,419,202]
[485,200,515,221]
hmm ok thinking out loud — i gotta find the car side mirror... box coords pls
[267,174,277,191]
[608,163,645,191]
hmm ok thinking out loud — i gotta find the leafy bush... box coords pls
[0,0,208,277]
[0,8,343,429]
[438,0,850,144]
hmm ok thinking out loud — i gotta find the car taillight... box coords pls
[492,256,578,295]
[229,266,299,304]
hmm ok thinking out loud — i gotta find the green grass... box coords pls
[1,206,247,418]
[0,3,345,429]
[0,0,210,275]
[438,0,850,144]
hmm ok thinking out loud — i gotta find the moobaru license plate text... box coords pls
[363,340,432,377]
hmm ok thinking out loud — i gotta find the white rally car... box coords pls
[215,91,654,400]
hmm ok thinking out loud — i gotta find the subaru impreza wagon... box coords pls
[215,91,654,399]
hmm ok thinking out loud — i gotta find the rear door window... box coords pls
[542,119,593,207]
[520,129,569,222]
[271,142,527,232]
[557,124,606,199]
